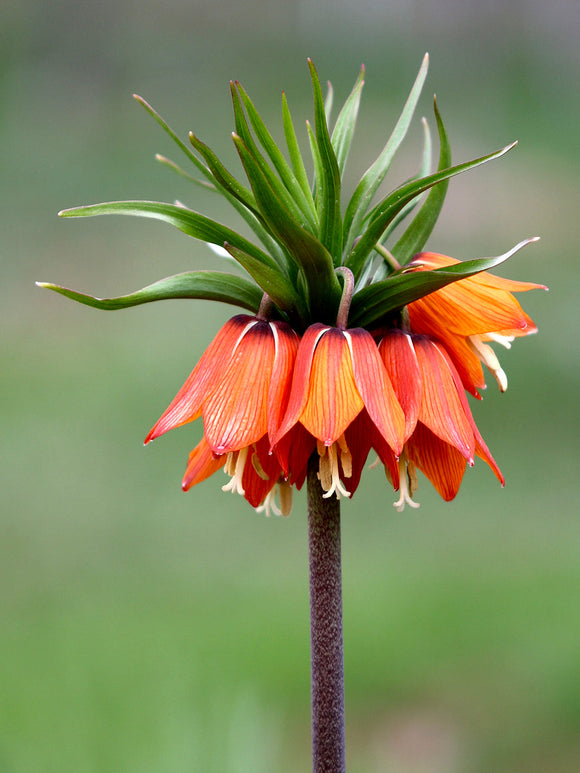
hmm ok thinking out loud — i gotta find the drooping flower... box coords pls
[406,253,546,396]
[273,324,405,500]
[145,313,307,513]
[378,328,504,510]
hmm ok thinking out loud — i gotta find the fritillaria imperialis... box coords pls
[40,54,543,514]
[39,55,544,772]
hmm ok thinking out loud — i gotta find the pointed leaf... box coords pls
[222,242,307,320]
[58,200,284,277]
[37,271,263,312]
[346,140,518,279]
[235,82,318,229]
[230,84,313,232]
[133,94,214,182]
[282,93,316,212]
[349,238,539,328]
[188,132,259,214]
[331,65,365,176]
[233,134,342,320]
[308,60,342,261]
[342,53,429,254]
[154,154,216,189]
[392,96,451,265]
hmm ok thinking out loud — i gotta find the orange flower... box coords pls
[407,252,545,396]
[273,324,405,499]
[378,329,504,509]
[145,314,304,514]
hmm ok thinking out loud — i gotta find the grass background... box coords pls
[2,1,579,770]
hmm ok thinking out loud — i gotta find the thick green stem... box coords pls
[307,454,346,773]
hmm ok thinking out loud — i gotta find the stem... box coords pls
[307,454,346,773]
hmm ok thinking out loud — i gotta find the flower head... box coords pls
[407,252,546,396]
[273,324,405,499]
[42,56,545,515]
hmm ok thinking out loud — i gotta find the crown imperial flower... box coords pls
[40,55,544,513]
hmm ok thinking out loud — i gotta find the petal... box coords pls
[242,435,283,508]
[182,437,225,492]
[273,423,317,488]
[300,328,364,445]
[378,329,422,443]
[203,321,275,454]
[145,315,254,443]
[406,423,467,501]
[273,324,328,447]
[348,328,405,455]
[267,320,300,441]
[413,337,475,461]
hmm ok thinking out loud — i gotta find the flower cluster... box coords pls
[144,256,542,515]
[41,56,544,514]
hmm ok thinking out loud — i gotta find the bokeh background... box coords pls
[2,1,578,771]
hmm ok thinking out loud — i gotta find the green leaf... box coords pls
[342,53,429,256]
[346,140,518,279]
[58,200,285,279]
[154,154,216,189]
[229,84,313,233]
[188,132,259,215]
[36,271,263,312]
[331,65,365,176]
[222,243,307,322]
[308,60,343,261]
[391,97,451,265]
[233,134,342,320]
[282,93,316,212]
[235,82,318,230]
[377,114,433,252]
[349,238,539,328]
[133,94,213,183]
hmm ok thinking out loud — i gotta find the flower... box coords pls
[406,252,546,396]
[378,328,504,510]
[145,313,306,514]
[273,324,405,499]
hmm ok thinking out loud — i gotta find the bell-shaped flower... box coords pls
[406,252,545,396]
[273,324,405,500]
[378,329,504,510]
[145,313,306,514]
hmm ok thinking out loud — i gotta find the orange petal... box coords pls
[273,324,328,447]
[145,315,254,443]
[406,423,467,501]
[413,337,475,461]
[182,437,224,492]
[348,328,405,455]
[267,320,300,441]
[203,321,275,454]
[378,329,422,443]
[300,328,364,445]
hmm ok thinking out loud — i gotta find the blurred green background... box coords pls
[2,1,578,771]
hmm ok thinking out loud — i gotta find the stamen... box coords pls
[255,480,294,517]
[468,335,508,392]
[222,446,248,496]
[393,457,420,512]
[317,441,352,500]
[486,332,514,350]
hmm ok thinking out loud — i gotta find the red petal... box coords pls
[203,321,275,454]
[273,324,328,446]
[242,435,283,508]
[406,423,467,501]
[413,337,475,461]
[182,437,224,492]
[348,328,405,455]
[378,329,422,443]
[267,320,300,441]
[145,315,253,443]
